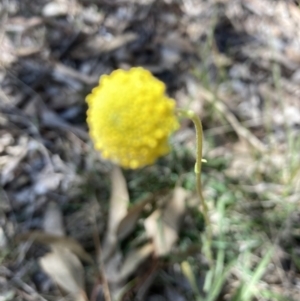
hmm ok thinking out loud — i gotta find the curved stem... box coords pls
[176,109,213,262]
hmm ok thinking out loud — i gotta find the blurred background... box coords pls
[1,0,300,300]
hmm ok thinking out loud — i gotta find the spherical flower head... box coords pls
[86,67,179,169]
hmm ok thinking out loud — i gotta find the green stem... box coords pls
[176,109,213,263]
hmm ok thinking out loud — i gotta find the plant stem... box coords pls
[176,109,213,263]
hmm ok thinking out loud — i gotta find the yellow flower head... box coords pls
[86,67,179,169]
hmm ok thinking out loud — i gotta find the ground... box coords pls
[1,0,300,300]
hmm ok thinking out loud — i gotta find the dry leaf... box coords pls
[71,33,138,58]
[117,195,153,240]
[0,227,7,249]
[0,139,28,185]
[42,2,69,17]
[39,246,87,301]
[105,244,154,299]
[17,231,93,263]
[107,166,129,234]
[144,187,187,256]
[53,62,98,85]
[43,202,65,236]
[102,166,129,260]
[34,173,64,195]
[117,243,154,282]
[103,250,123,282]
[0,34,16,67]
